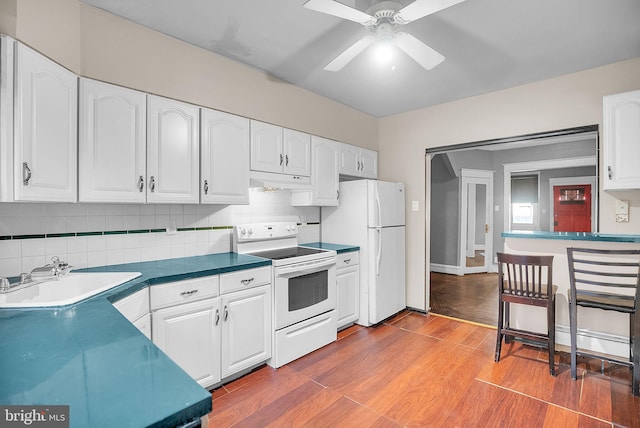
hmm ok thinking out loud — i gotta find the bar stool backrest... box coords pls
[497,253,554,300]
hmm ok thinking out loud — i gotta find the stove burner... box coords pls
[250,246,327,260]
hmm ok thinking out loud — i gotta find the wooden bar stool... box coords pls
[567,247,640,396]
[495,253,557,376]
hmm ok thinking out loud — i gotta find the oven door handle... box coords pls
[276,258,335,276]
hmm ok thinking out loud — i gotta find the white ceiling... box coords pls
[81,0,640,118]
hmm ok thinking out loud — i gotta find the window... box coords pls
[511,174,539,227]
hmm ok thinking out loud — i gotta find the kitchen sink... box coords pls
[0,272,141,308]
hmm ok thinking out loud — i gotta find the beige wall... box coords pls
[379,57,640,311]
[1,0,378,148]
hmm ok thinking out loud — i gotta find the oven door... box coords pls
[273,256,336,330]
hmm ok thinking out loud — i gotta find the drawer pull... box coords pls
[343,259,351,264]
[240,278,255,285]
[179,289,198,297]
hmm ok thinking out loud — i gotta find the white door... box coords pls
[79,79,146,203]
[311,136,339,206]
[337,264,359,328]
[250,120,283,174]
[368,181,405,227]
[368,226,406,324]
[460,169,494,274]
[221,286,271,378]
[14,42,77,202]
[147,95,199,203]
[152,297,221,389]
[283,129,311,177]
[359,148,378,179]
[603,90,640,190]
[201,108,250,204]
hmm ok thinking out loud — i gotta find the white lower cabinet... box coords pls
[336,251,359,329]
[220,284,271,378]
[113,288,151,339]
[152,297,222,389]
[147,267,271,390]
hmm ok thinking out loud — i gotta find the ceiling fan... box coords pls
[303,0,466,71]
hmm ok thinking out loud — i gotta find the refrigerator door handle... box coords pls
[376,228,382,275]
[375,184,382,227]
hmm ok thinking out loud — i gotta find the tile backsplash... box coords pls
[0,189,320,277]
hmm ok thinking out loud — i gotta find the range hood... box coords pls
[249,170,313,190]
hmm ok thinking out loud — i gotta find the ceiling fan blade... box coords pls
[303,0,375,25]
[324,35,375,71]
[394,32,444,70]
[395,0,466,24]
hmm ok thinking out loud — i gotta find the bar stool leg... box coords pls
[569,295,578,380]
[548,295,556,376]
[495,297,504,362]
[632,311,639,396]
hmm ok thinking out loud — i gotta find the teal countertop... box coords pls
[302,242,360,253]
[502,230,640,243]
[0,252,271,428]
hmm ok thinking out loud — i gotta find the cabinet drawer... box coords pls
[113,288,149,322]
[220,266,271,294]
[337,252,359,269]
[151,276,219,310]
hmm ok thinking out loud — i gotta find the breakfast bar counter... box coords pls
[502,231,640,358]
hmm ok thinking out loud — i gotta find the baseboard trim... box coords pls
[430,263,463,276]
[555,324,629,359]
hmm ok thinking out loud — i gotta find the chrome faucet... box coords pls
[0,256,73,294]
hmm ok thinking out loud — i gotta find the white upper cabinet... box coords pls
[250,120,311,177]
[200,108,250,204]
[79,79,146,203]
[338,143,377,179]
[147,95,200,203]
[603,89,640,191]
[291,136,339,206]
[283,129,311,177]
[14,41,77,202]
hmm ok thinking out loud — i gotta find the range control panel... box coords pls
[234,222,298,242]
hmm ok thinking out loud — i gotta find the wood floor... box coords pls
[430,272,498,326]
[207,311,640,427]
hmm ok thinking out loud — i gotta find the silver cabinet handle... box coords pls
[337,189,340,200]
[240,278,254,285]
[608,166,613,180]
[149,176,156,192]
[138,175,144,192]
[215,308,220,326]
[280,154,284,166]
[204,179,209,194]
[179,289,198,297]
[285,154,289,166]
[343,258,351,264]
[23,162,31,185]
[223,305,229,322]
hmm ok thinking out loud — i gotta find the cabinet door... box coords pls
[283,129,311,177]
[337,265,359,329]
[311,136,339,206]
[221,285,271,378]
[201,108,250,204]
[152,297,221,389]
[603,90,640,190]
[250,120,283,174]
[79,79,146,202]
[147,95,199,203]
[14,42,77,202]
[338,143,360,177]
[359,148,378,179]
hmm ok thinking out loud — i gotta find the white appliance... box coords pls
[233,222,337,368]
[322,180,406,326]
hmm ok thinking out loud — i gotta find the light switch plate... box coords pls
[411,200,419,211]
[615,200,629,223]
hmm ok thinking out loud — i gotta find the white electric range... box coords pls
[233,222,337,368]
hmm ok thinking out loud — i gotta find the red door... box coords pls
[553,185,591,232]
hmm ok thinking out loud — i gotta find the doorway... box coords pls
[460,169,493,274]
[549,176,596,232]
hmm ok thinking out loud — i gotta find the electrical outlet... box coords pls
[615,200,629,223]
[166,219,177,235]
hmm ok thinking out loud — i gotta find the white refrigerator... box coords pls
[321,180,406,326]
